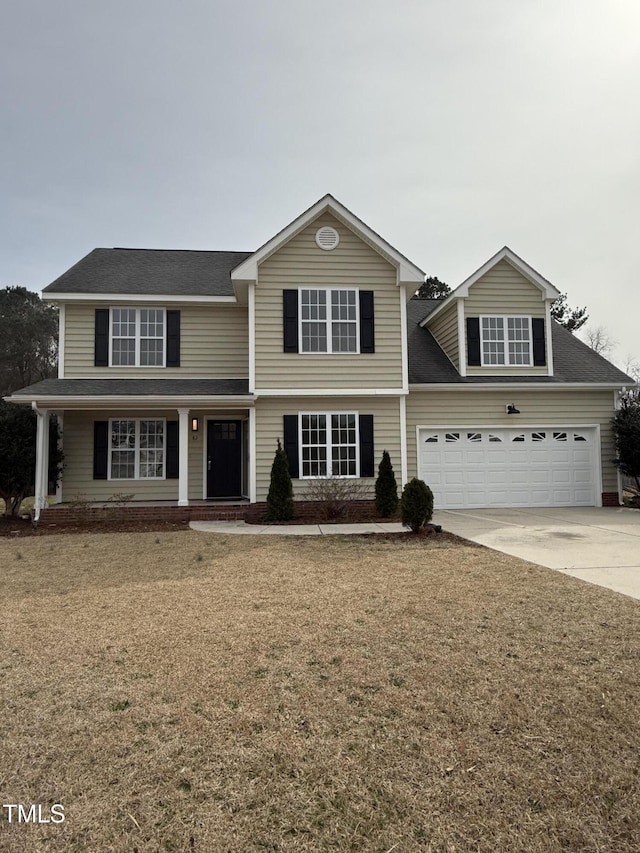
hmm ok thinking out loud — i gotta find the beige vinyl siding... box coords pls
[465,259,546,317]
[255,214,403,390]
[427,301,459,369]
[255,396,402,500]
[464,260,548,376]
[64,302,248,378]
[405,389,618,494]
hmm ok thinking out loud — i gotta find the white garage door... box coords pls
[418,427,598,509]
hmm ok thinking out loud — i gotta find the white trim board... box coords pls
[8,395,256,410]
[407,383,628,391]
[253,388,407,397]
[43,293,238,304]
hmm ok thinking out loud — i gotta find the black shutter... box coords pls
[359,414,374,477]
[166,310,181,367]
[93,421,108,480]
[94,309,109,367]
[283,415,299,478]
[466,317,481,366]
[166,421,179,479]
[283,290,299,353]
[532,318,546,366]
[359,291,375,353]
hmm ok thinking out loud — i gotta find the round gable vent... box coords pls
[315,226,340,251]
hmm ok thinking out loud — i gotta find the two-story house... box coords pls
[7,195,632,520]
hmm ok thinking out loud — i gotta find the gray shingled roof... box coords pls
[9,379,251,398]
[407,298,633,384]
[43,249,253,296]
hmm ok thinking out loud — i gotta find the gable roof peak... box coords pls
[457,245,561,299]
[231,194,424,285]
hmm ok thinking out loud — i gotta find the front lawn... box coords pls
[1,531,639,852]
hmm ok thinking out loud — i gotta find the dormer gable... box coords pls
[423,247,562,378]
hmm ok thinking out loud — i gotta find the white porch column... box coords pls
[248,406,257,502]
[33,405,50,519]
[177,408,190,506]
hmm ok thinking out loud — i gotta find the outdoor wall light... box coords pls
[506,404,520,415]
[191,417,199,432]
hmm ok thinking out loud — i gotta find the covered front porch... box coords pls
[7,379,256,520]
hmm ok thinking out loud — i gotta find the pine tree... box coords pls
[374,450,398,517]
[265,439,294,521]
[400,478,434,532]
[416,276,451,300]
[550,293,588,333]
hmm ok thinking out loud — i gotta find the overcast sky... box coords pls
[2,0,638,368]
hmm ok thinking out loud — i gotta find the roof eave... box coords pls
[5,394,257,409]
[42,293,238,304]
[407,381,630,390]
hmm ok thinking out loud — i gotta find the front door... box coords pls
[207,420,243,499]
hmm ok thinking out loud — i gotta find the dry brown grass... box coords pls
[1,530,639,853]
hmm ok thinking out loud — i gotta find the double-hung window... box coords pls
[109,418,165,479]
[300,289,358,353]
[110,308,165,366]
[481,316,532,366]
[300,412,358,477]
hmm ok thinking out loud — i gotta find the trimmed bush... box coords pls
[305,476,370,520]
[265,440,294,521]
[401,477,434,533]
[375,450,398,517]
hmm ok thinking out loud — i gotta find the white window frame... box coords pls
[107,417,167,480]
[299,411,360,478]
[298,288,360,354]
[109,307,166,368]
[480,315,533,367]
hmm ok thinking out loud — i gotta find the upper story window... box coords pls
[300,288,358,353]
[110,308,165,367]
[481,316,532,367]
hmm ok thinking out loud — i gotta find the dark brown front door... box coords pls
[207,420,242,498]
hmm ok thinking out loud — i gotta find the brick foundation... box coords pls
[244,499,386,524]
[38,499,387,527]
[601,492,621,507]
[38,504,249,526]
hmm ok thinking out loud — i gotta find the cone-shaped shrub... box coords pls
[265,439,294,521]
[401,477,434,533]
[374,450,398,517]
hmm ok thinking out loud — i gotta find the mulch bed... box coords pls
[0,515,192,537]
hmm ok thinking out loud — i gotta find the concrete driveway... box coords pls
[434,506,640,600]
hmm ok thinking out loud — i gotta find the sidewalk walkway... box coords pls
[190,520,406,535]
